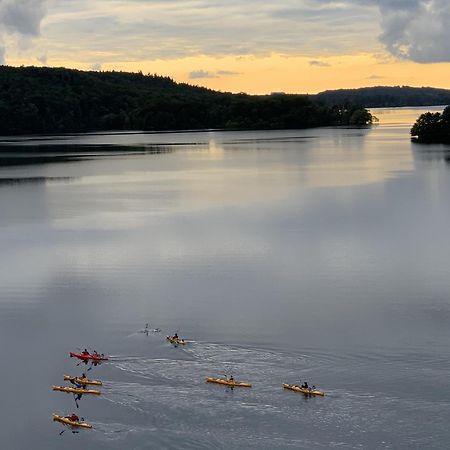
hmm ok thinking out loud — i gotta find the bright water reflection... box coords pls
[1,107,450,449]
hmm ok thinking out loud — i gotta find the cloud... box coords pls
[37,53,47,65]
[309,60,330,67]
[91,63,102,71]
[216,70,241,76]
[377,0,450,63]
[318,0,450,63]
[367,74,384,79]
[0,0,47,61]
[188,69,241,79]
[3,0,449,67]
[188,70,217,79]
[38,0,380,63]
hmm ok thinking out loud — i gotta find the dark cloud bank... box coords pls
[0,0,47,63]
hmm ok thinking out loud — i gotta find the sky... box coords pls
[0,0,449,94]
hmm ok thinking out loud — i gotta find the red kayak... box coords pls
[69,352,108,362]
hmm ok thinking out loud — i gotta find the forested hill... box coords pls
[0,65,372,135]
[316,86,450,108]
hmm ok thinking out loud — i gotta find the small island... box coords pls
[411,106,450,143]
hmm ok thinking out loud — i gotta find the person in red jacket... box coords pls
[65,413,79,422]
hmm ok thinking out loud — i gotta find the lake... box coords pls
[1,107,450,449]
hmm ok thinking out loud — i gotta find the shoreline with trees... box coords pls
[0,66,374,136]
[411,106,450,144]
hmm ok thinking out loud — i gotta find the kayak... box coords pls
[64,375,102,386]
[283,383,325,396]
[53,414,92,429]
[206,377,252,388]
[69,352,108,361]
[52,385,101,395]
[166,336,186,345]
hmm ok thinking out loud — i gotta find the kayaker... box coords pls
[70,379,83,388]
[173,333,179,339]
[302,381,309,389]
[312,385,316,390]
[82,349,89,355]
[66,413,79,422]
[229,375,234,382]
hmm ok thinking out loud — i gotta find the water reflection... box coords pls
[0,144,177,167]
[2,108,450,449]
[412,141,450,164]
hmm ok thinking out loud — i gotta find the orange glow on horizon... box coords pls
[7,52,450,95]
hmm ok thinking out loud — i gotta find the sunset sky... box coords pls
[1,0,449,94]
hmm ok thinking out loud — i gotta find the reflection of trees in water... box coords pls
[412,142,450,165]
[0,144,177,167]
[0,176,73,185]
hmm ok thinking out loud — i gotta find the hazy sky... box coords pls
[1,0,449,93]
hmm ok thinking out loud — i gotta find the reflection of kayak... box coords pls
[166,336,186,345]
[283,384,325,396]
[52,385,101,395]
[206,377,252,388]
[69,352,108,361]
[53,414,93,429]
[64,375,102,386]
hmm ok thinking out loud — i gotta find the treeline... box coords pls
[411,106,450,143]
[0,66,373,135]
[317,86,450,108]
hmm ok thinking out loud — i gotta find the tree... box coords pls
[411,107,450,143]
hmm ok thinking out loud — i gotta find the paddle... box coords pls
[59,429,66,436]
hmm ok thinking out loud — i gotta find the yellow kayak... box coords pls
[283,383,325,396]
[64,375,102,386]
[166,336,186,345]
[206,377,252,388]
[53,414,92,429]
[52,385,101,395]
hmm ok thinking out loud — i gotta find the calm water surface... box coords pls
[1,107,450,449]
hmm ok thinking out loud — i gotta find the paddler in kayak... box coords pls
[65,413,79,422]
[82,349,89,356]
[302,381,309,389]
[59,413,84,435]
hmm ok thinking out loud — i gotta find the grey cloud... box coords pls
[216,70,241,76]
[367,74,384,79]
[91,63,102,71]
[11,0,448,65]
[41,0,380,61]
[0,0,47,61]
[188,70,217,79]
[188,69,241,79]
[309,60,330,67]
[319,0,450,62]
[37,54,47,65]
[378,0,450,63]
[0,0,46,35]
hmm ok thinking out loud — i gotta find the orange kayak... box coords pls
[206,377,251,388]
[283,383,324,396]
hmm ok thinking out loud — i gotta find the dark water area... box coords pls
[1,107,450,449]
